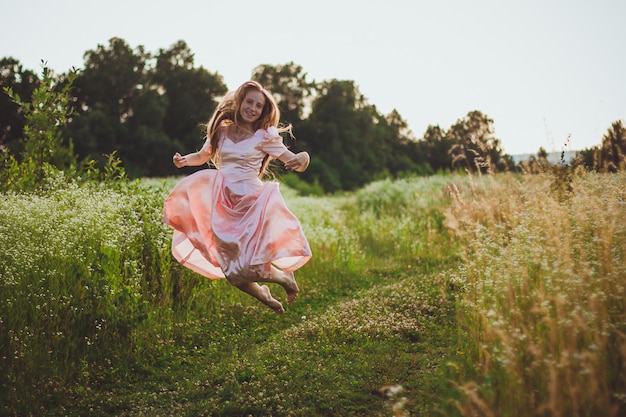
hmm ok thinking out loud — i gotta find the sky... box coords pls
[2,0,625,155]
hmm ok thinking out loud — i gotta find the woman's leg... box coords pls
[234,282,285,314]
[255,266,299,302]
[274,268,299,302]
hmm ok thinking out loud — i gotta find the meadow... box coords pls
[1,170,624,416]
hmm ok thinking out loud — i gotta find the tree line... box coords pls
[1,37,624,192]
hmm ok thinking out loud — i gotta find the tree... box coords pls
[598,120,626,172]
[379,109,429,176]
[297,78,431,191]
[447,110,508,173]
[65,38,228,177]
[420,124,453,172]
[154,40,227,153]
[519,146,551,174]
[66,37,151,172]
[305,79,374,190]
[73,37,149,117]
[572,146,597,171]
[1,66,78,190]
[0,57,39,154]
[251,62,314,128]
[122,88,172,177]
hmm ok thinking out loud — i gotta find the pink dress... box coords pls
[162,127,312,286]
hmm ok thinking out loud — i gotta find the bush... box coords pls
[279,172,324,196]
[0,177,194,410]
[1,66,77,191]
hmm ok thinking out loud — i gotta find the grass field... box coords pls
[1,171,624,416]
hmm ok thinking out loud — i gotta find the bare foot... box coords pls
[259,285,285,314]
[281,270,299,303]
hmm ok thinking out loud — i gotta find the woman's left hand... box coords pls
[284,152,310,172]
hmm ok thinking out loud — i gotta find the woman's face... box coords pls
[239,90,265,126]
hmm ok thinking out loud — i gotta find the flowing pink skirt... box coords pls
[162,170,312,285]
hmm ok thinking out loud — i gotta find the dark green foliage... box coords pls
[568,120,626,173]
[0,64,129,191]
[63,38,227,178]
[1,66,77,190]
[278,171,324,196]
[154,40,227,157]
[422,124,454,172]
[5,38,623,191]
[448,110,510,173]
[598,120,626,172]
[252,61,314,128]
[3,43,440,188]
[300,79,433,191]
[0,57,39,154]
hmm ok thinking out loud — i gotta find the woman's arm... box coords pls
[277,149,310,172]
[173,140,212,168]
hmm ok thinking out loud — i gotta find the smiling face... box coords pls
[238,89,266,128]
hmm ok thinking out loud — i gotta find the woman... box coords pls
[162,81,312,313]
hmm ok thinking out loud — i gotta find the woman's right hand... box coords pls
[173,152,186,168]
[284,151,310,172]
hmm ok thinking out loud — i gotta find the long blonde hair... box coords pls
[205,81,291,176]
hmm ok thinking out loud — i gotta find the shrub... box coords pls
[1,66,77,191]
[0,177,192,409]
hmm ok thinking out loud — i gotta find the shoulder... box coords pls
[211,126,227,147]
[259,126,281,142]
[256,127,287,157]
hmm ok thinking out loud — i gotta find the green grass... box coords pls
[1,173,463,416]
[3,171,623,416]
[47,275,459,416]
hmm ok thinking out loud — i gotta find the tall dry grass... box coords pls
[444,172,626,416]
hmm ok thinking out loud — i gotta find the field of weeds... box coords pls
[445,172,626,416]
[1,171,624,416]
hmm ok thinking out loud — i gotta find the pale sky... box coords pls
[2,0,625,155]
